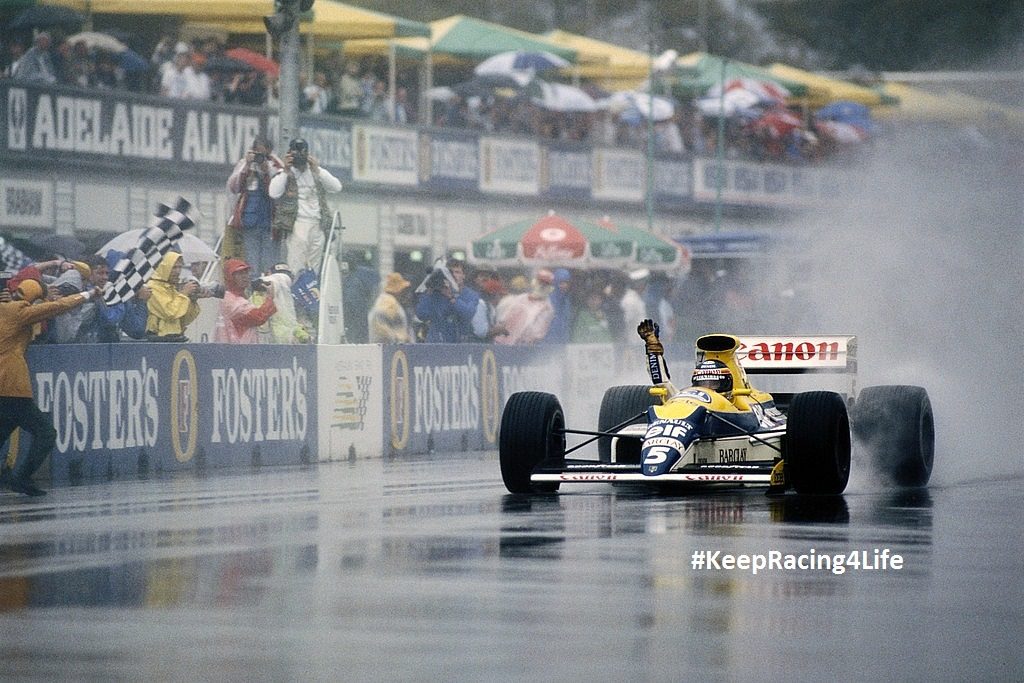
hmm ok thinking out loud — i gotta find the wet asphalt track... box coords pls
[0,453,1021,682]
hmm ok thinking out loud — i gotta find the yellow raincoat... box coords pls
[145,252,199,338]
[0,293,87,398]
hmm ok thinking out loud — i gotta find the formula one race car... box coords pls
[499,321,934,495]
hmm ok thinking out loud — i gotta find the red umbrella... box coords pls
[519,214,587,261]
[751,107,803,139]
[225,47,280,77]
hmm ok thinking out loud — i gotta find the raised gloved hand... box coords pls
[636,318,663,355]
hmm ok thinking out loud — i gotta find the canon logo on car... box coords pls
[737,336,853,368]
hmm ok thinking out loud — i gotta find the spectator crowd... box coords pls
[1,26,866,166]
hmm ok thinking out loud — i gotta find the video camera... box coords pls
[200,282,226,299]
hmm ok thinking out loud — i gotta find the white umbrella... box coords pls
[475,50,571,77]
[66,31,128,53]
[97,230,218,264]
[532,81,597,112]
[600,91,675,121]
[816,120,869,143]
[695,88,764,117]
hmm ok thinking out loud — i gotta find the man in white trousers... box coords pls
[268,138,343,276]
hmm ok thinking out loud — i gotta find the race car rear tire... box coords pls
[598,385,655,464]
[852,385,934,487]
[499,391,565,494]
[785,391,851,495]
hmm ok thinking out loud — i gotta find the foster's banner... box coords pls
[383,344,565,455]
[18,343,317,483]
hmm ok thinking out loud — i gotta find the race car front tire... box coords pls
[597,385,656,464]
[499,391,566,493]
[851,385,934,487]
[785,391,851,495]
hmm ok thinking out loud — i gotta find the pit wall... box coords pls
[10,342,645,485]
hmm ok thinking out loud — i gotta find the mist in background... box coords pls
[765,127,1023,485]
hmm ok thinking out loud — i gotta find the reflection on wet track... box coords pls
[0,454,1021,680]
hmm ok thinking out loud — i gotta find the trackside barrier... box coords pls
[8,341,643,483]
[315,344,383,462]
[16,343,318,484]
[380,343,633,456]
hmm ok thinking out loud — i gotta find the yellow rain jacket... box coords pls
[145,252,199,338]
[0,293,88,398]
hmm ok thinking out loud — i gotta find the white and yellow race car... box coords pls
[499,321,934,495]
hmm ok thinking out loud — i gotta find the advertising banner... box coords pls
[654,156,693,205]
[16,343,318,484]
[316,345,383,462]
[592,148,645,202]
[382,344,565,456]
[479,136,541,195]
[692,158,828,206]
[2,82,262,172]
[420,129,479,192]
[351,123,418,186]
[0,177,53,228]
[543,144,592,201]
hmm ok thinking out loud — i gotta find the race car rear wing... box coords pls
[736,335,857,398]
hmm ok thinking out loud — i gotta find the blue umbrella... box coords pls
[475,50,571,77]
[815,100,873,133]
[815,101,871,123]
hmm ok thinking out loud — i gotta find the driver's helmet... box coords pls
[691,359,734,394]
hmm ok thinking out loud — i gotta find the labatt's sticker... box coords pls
[642,419,696,476]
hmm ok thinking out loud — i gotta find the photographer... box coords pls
[214,258,276,344]
[145,251,215,342]
[258,263,310,344]
[268,138,342,275]
[226,136,282,274]
[414,259,478,343]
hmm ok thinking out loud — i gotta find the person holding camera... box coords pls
[268,138,343,276]
[145,251,212,342]
[213,258,277,344]
[414,259,479,343]
[227,136,283,274]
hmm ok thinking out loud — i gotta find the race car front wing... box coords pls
[529,460,776,485]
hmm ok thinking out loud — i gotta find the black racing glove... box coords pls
[637,318,663,355]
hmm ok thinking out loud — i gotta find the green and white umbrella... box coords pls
[469,213,686,272]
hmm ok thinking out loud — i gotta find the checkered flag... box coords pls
[104,198,195,305]
[0,235,31,272]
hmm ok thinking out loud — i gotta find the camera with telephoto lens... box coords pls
[192,282,225,299]
[253,152,267,164]
[288,138,309,167]
[251,276,271,293]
